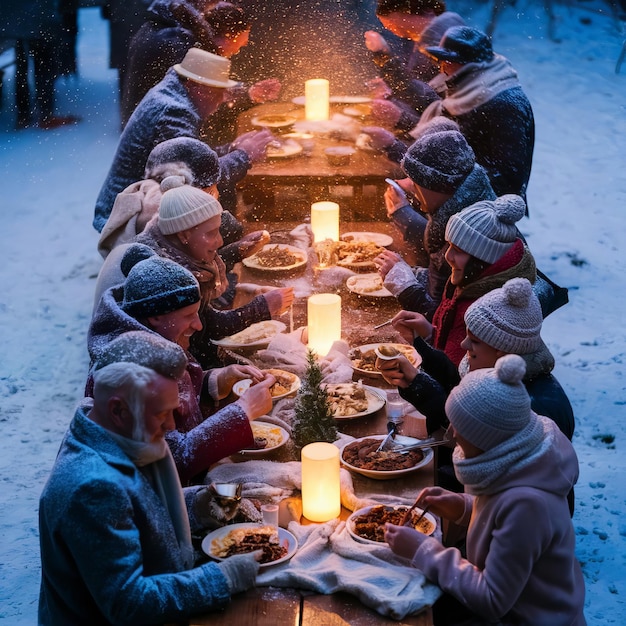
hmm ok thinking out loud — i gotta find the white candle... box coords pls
[305,79,329,121]
[311,201,339,243]
[307,293,341,357]
[301,442,341,522]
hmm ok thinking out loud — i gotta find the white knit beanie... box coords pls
[158,179,223,235]
[446,354,532,450]
[445,194,525,263]
[464,278,543,354]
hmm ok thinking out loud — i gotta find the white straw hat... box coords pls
[173,48,238,89]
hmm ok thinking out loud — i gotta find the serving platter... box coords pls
[340,434,434,480]
[347,504,437,545]
[202,523,297,567]
[346,273,393,298]
[349,343,421,378]
[341,231,393,247]
[242,244,308,272]
[251,114,297,129]
[211,320,286,349]
[238,420,290,457]
[291,95,372,106]
[322,383,386,420]
[266,139,303,158]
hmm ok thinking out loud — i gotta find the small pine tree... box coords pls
[292,350,337,453]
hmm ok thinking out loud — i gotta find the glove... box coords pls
[216,552,260,594]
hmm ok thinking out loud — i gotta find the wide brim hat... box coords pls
[426,26,493,65]
[173,48,238,89]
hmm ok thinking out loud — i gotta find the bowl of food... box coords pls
[340,434,433,480]
[211,320,286,350]
[322,382,386,420]
[242,244,308,272]
[251,114,297,130]
[349,343,421,378]
[347,504,436,544]
[324,146,355,166]
[233,369,301,401]
[238,420,290,457]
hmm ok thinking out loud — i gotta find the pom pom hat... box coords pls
[464,278,544,354]
[158,181,223,235]
[401,129,475,194]
[446,354,534,450]
[121,248,201,319]
[445,194,525,263]
[426,26,494,65]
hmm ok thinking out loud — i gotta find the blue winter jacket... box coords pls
[39,406,231,625]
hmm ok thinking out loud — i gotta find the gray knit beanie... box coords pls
[410,116,460,142]
[401,130,475,194]
[464,278,543,354]
[446,354,533,450]
[445,194,525,263]
[158,180,223,235]
[145,137,221,188]
[121,255,200,318]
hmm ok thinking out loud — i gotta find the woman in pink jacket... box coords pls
[385,355,586,625]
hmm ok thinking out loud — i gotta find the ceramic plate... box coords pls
[330,95,372,104]
[343,103,372,117]
[341,232,393,247]
[322,383,386,420]
[202,523,297,567]
[349,343,421,378]
[211,320,286,349]
[238,420,290,457]
[242,244,308,272]
[347,504,437,544]
[346,274,393,298]
[340,435,434,480]
[233,369,301,401]
[266,139,303,158]
[251,114,297,129]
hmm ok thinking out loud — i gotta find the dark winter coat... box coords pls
[388,164,496,318]
[38,406,231,624]
[88,287,255,484]
[93,69,251,232]
[431,239,536,366]
[102,0,152,70]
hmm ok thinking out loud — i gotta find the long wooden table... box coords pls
[190,221,435,625]
[237,102,404,221]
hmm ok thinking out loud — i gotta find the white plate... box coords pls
[211,320,286,349]
[266,139,303,158]
[251,114,297,129]
[291,95,372,105]
[340,435,434,480]
[341,231,393,247]
[347,504,437,544]
[349,343,421,378]
[238,420,290,457]
[346,274,393,298]
[233,369,301,401]
[322,383,386,420]
[201,523,297,568]
[343,104,372,117]
[242,244,308,272]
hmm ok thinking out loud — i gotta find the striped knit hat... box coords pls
[464,278,543,354]
[158,181,222,235]
[445,194,525,263]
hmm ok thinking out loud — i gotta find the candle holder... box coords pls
[301,442,341,522]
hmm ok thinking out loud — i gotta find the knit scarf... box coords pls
[417,54,521,126]
[453,415,553,495]
[138,217,228,302]
[108,432,195,568]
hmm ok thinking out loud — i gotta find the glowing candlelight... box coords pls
[311,201,339,243]
[305,79,329,121]
[307,293,341,357]
[301,442,341,522]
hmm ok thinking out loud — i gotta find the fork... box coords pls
[375,421,398,452]
[401,498,429,527]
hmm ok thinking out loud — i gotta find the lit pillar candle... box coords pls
[301,442,341,522]
[311,201,339,243]
[305,79,329,121]
[307,293,341,357]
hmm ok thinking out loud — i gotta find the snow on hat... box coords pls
[158,180,223,234]
[464,278,543,354]
[426,26,493,65]
[446,354,533,450]
[145,137,221,188]
[401,129,475,194]
[93,331,188,379]
[120,243,156,278]
[173,48,238,88]
[121,254,200,319]
[445,194,525,263]
[409,116,460,141]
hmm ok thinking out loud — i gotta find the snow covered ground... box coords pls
[0,2,624,623]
